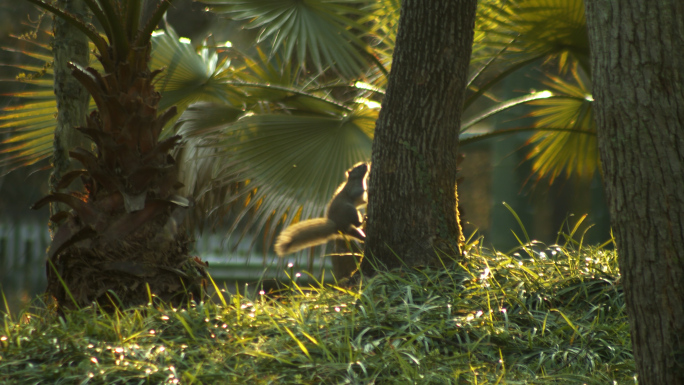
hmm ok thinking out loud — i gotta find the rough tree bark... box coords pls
[49,0,91,225]
[585,1,684,383]
[363,0,476,272]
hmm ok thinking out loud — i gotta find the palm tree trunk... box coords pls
[585,1,684,383]
[31,0,207,311]
[49,0,90,228]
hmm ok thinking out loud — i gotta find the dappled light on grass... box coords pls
[1,231,633,384]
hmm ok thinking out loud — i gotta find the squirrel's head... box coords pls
[347,162,369,179]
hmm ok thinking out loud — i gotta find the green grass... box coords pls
[0,233,634,384]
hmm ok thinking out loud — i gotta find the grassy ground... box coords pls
[1,227,634,384]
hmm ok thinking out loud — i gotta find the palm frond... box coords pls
[0,33,60,172]
[202,0,376,78]
[525,67,597,182]
[357,0,399,82]
[476,0,589,74]
[177,102,374,246]
[151,25,244,114]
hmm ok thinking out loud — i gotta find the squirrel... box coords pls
[274,163,369,256]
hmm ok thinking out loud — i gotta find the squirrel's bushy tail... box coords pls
[274,218,338,256]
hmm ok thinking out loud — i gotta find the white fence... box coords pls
[0,221,331,299]
[0,221,50,271]
[194,231,332,282]
[0,221,50,298]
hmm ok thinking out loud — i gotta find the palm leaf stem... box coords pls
[460,126,595,147]
[461,93,582,131]
[22,0,108,56]
[464,53,547,110]
[124,0,143,42]
[222,81,352,112]
[467,39,515,88]
[81,0,114,46]
[137,0,174,48]
[95,0,129,58]
[363,49,389,78]
[305,84,384,96]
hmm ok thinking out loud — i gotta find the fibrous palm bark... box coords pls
[28,0,207,310]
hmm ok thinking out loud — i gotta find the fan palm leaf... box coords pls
[177,89,374,247]
[151,25,244,113]
[476,0,588,73]
[1,33,63,171]
[525,67,596,182]
[201,0,378,78]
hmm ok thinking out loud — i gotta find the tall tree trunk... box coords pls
[585,1,684,383]
[49,0,90,227]
[363,0,476,272]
